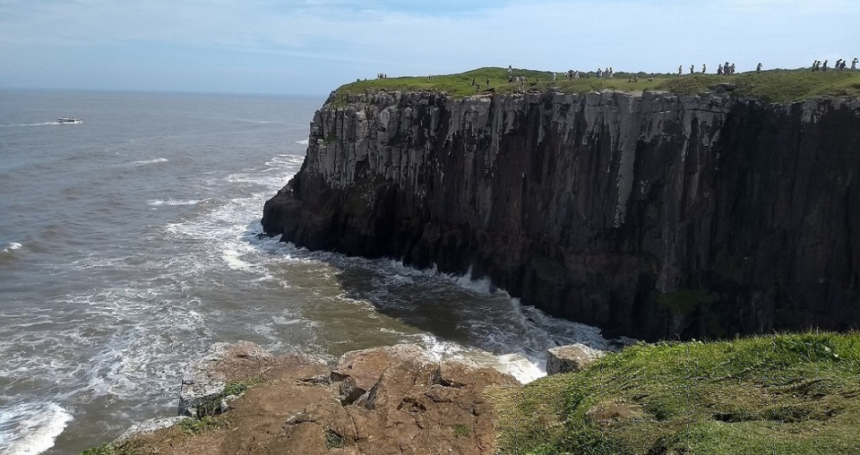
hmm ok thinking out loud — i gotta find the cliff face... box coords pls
[263,90,860,341]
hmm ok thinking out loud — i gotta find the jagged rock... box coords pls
[263,90,860,341]
[546,344,606,375]
[178,341,327,417]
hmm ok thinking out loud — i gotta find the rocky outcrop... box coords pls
[116,343,519,455]
[178,341,327,417]
[546,343,606,375]
[263,90,860,341]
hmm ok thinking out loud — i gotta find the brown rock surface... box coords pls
[119,343,519,455]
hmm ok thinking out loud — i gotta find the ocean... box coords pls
[0,89,618,454]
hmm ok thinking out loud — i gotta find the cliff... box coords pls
[262,88,860,341]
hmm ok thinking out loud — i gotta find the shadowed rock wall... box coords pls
[263,90,860,340]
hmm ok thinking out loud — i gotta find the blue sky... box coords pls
[0,0,858,95]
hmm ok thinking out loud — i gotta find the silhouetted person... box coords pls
[702,63,707,74]
[756,63,762,73]
[823,60,828,71]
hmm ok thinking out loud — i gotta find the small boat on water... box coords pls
[58,117,82,125]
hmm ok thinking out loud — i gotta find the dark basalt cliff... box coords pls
[263,90,860,341]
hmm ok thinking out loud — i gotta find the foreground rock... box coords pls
[114,343,519,455]
[546,343,606,375]
[263,90,860,341]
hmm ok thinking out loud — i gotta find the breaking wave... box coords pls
[130,158,168,166]
[146,199,201,206]
[0,403,73,455]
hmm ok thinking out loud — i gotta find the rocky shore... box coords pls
[93,341,593,455]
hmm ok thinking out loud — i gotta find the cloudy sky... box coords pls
[0,0,857,95]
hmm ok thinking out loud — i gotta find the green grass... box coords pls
[325,428,345,449]
[453,424,471,438]
[331,67,860,105]
[491,332,860,455]
[80,439,145,455]
[179,415,226,435]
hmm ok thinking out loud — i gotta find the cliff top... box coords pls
[335,66,860,104]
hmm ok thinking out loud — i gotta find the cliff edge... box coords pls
[263,86,860,341]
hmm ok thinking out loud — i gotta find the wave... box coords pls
[2,242,22,253]
[146,199,200,207]
[0,242,23,263]
[0,122,60,128]
[130,158,168,166]
[295,139,309,145]
[0,403,73,455]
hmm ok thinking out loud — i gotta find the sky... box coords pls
[0,0,858,95]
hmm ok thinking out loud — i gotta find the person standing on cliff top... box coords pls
[702,64,707,74]
[823,60,828,71]
[757,63,762,73]
[690,65,695,75]
[852,58,858,70]
[678,65,683,77]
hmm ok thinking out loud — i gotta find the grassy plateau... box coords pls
[334,67,860,104]
[489,332,860,455]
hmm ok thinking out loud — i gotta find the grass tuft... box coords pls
[453,424,470,438]
[325,428,345,449]
[179,415,225,435]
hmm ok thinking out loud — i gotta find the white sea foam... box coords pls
[295,139,309,145]
[131,158,168,166]
[0,122,60,128]
[0,403,73,455]
[222,249,253,272]
[2,242,22,253]
[147,199,200,206]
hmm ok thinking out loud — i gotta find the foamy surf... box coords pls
[0,122,60,128]
[131,158,168,166]
[0,403,73,455]
[147,199,200,206]
[412,333,545,384]
[3,242,22,253]
[295,139,309,145]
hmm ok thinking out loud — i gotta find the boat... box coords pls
[58,117,82,125]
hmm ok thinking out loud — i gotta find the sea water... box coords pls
[0,89,620,454]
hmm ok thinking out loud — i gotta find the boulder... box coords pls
[546,344,606,375]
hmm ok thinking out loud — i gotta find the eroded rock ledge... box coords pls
[263,90,860,341]
[115,342,520,455]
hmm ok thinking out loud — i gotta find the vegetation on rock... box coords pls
[490,332,860,455]
[332,67,860,103]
